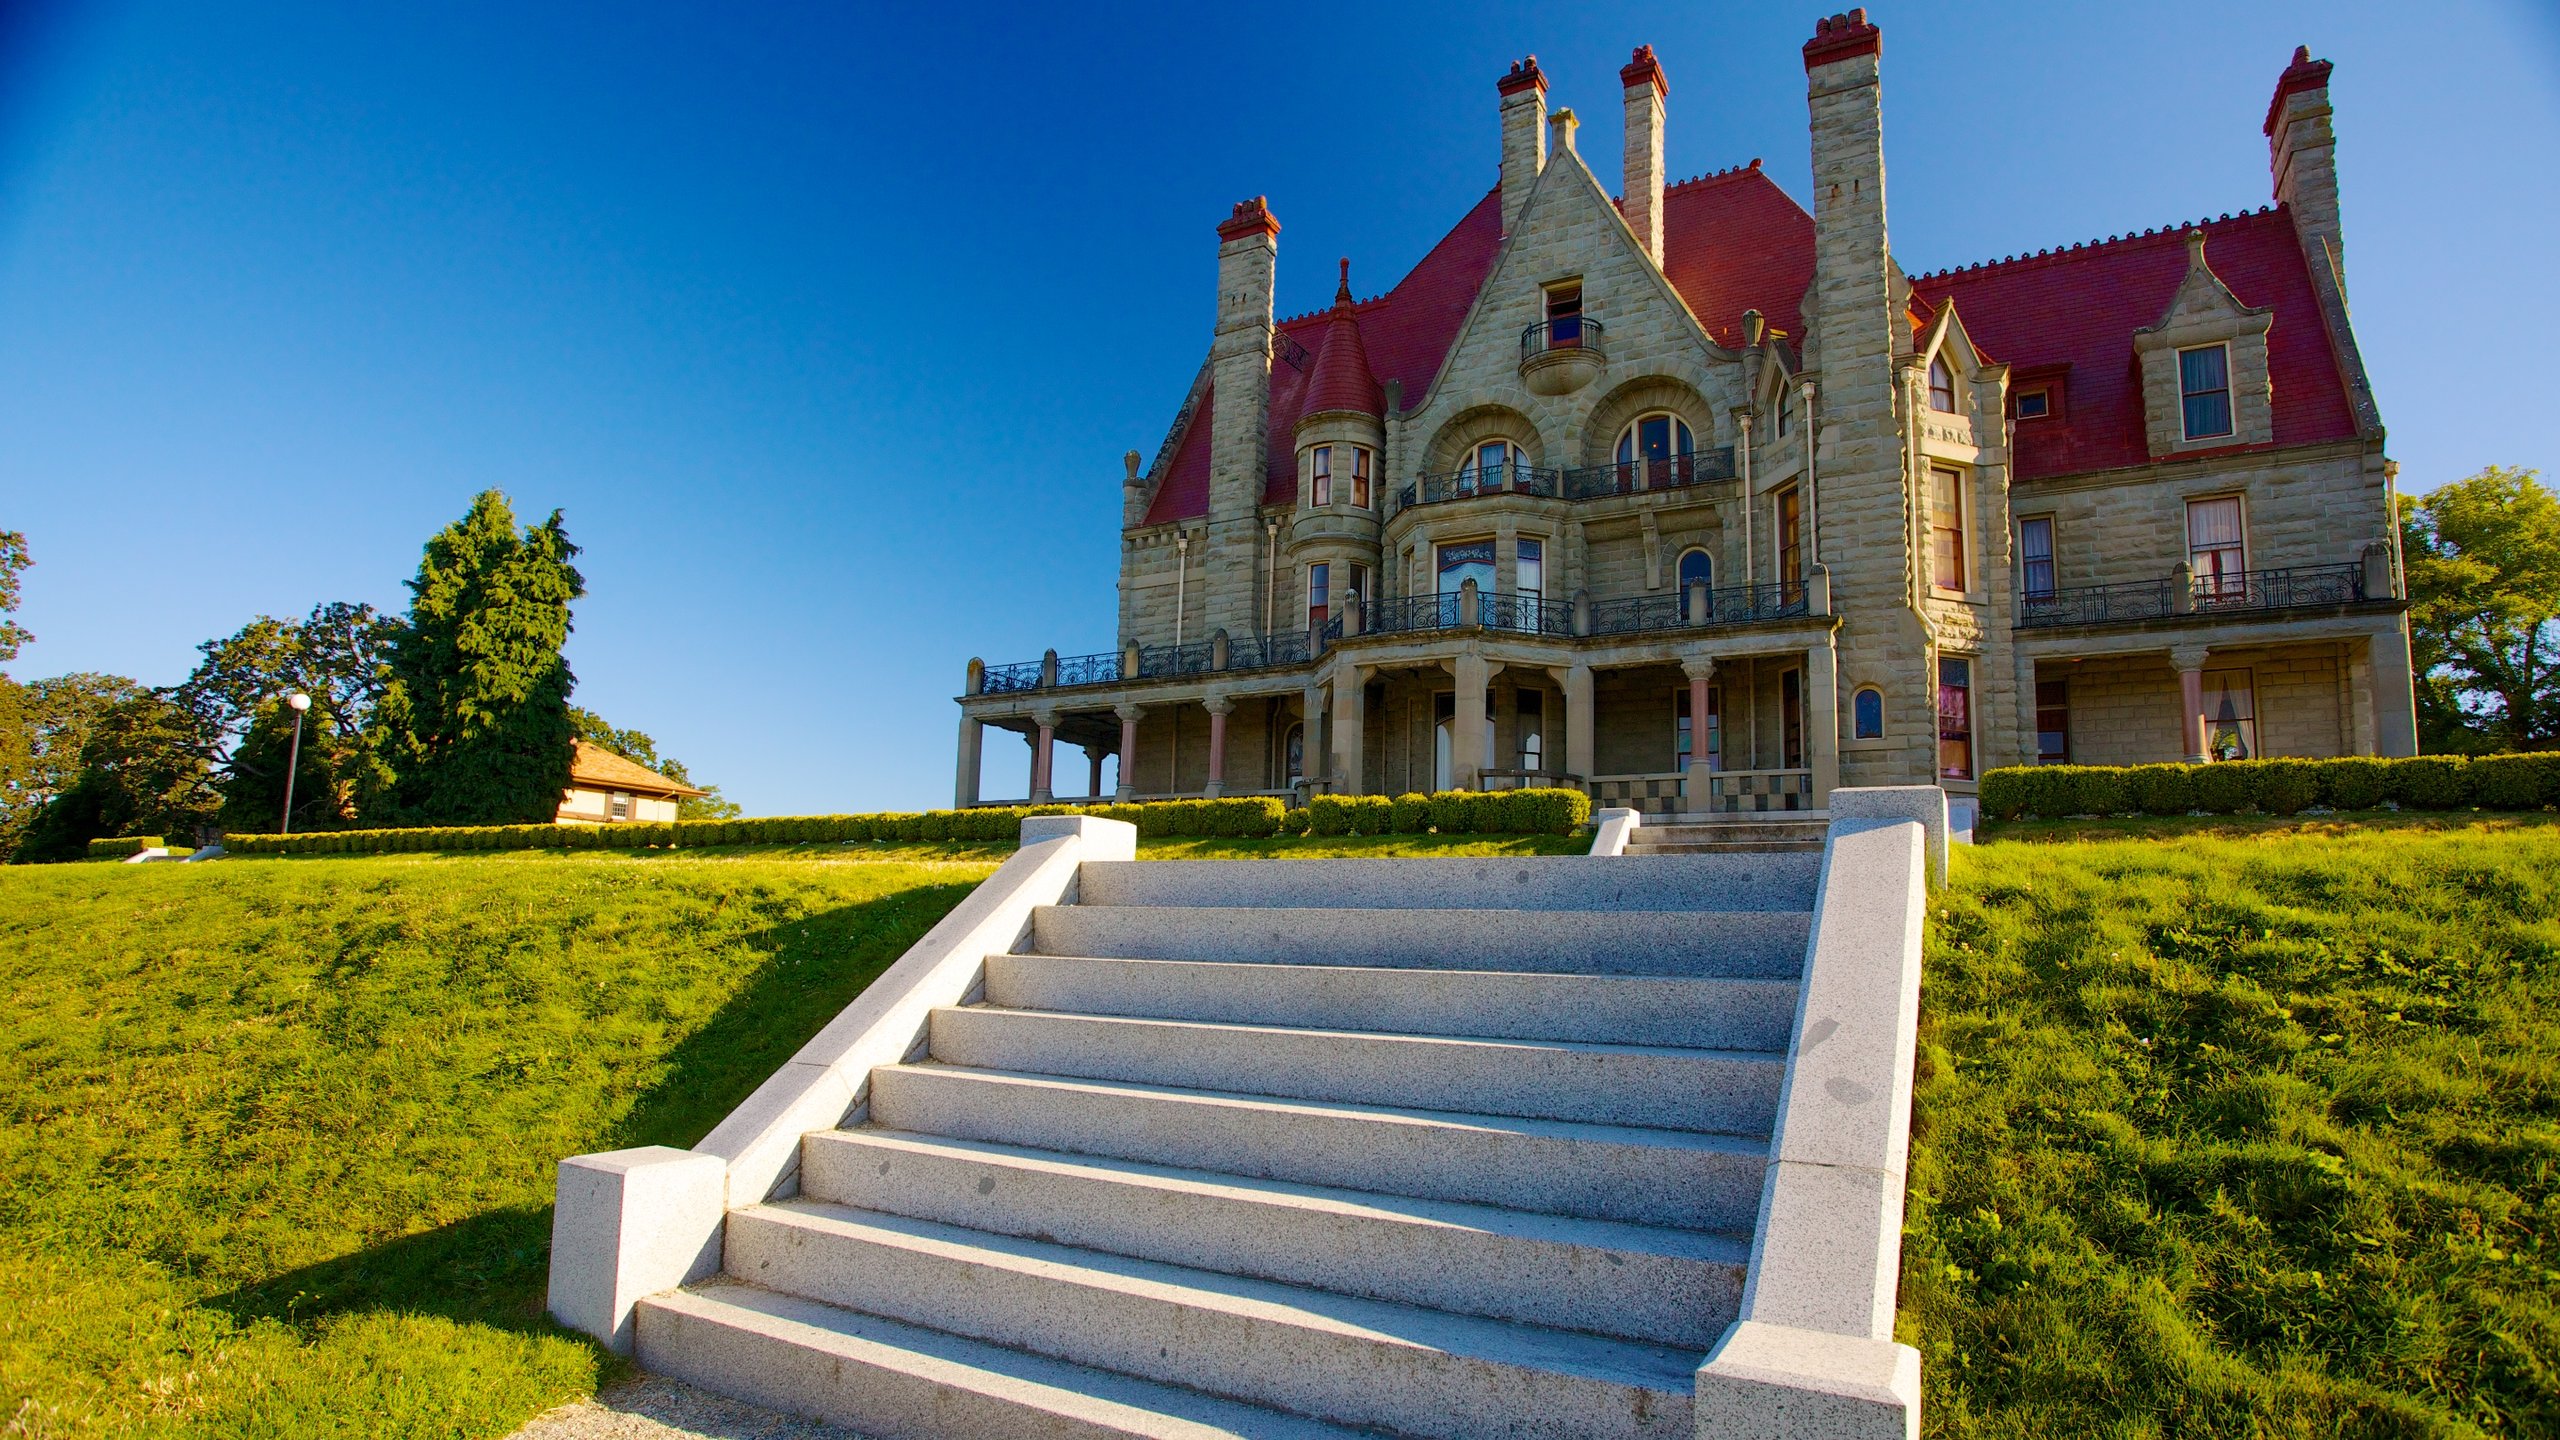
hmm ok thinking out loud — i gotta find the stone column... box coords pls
[1330,672,1366,795]
[1203,694,1233,799]
[1565,663,1596,783]
[1300,682,1327,789]
[1114,703,1143,800]
[1083,746,1108,800]
[1805,640,1841,803]
[2170,646,2211,763]
[954,715,983,810]
[1030,707,1058,803]
[1452,650,1490,791]
[2369,625,2419,757]
[1683,657,1718,811]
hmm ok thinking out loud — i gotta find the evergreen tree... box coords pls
[368,491,585,824]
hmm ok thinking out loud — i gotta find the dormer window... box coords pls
[1615,414,1695,486]
[2014,387,2051,420]
[2179,344,2232,439]
[1928,356,1957,412]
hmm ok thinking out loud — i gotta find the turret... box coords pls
[1289,260,1387,638]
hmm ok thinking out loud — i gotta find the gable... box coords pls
[1658,162,1817,348]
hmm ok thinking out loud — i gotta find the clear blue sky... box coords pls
[4,1,2555,813]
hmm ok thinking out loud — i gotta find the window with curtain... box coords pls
[1853,687,1884,740]
[1307,562,1329,631]
[1937,657,1974,780]
[1311,445,1333,506]
[2018,517,2056,599]
[1928,356,1956,412]
[1458,440,1524,495]
[1930,467,1967,591]
[1545,282,1583,348]
[1616,413,1695,486]
[2202,669,2258,762]
[2179,344,2232,439]
[1516,540,1543,603]
[2187,496,2246,597]
[1350,446,1371,508]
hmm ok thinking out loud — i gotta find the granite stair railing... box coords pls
[550,795,1941,1439]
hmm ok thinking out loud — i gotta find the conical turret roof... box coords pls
[1300,258,1384,419]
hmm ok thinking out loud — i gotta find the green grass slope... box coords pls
[1908,818,2560,1438]
[0,849,996,1438]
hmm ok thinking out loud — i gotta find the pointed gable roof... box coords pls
[1911,205,2359,479]
[1301,260,1386,418]
[1659,161,1817,348]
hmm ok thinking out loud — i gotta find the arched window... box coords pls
[1458,439,1527,496]
[1676,548,1713,593]
[1775,385,1793,438]
[1928,356,1957,412]
[1854,686,1885,740]
[1616,413,1696,488]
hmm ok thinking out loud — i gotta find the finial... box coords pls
[1336,257,1353,305]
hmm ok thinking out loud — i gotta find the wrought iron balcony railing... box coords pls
[2018,563,2369,630]
[1363,593,1464,636]
[1587,581,1809,637]
[1052,650,1121,688]
[1479,591,1577,637]
[1520,315,1605,363]
[980,660,1044,694]
[1561,447,1739,499]
[1227,630,1312,671]
[1138,641,1216,679]
[1399,460,1562,512]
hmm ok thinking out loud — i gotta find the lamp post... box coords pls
[280,693,311,834]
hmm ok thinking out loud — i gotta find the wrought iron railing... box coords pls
[1401,461,1562,511]
[2017,579,2176,629]
[1520,315,1605,363]
[1587,581,1808,636]
[1228,631,1312,671]
[1479,591,1577,636]
[980,661,1043,694]
[1562,447,1739,499]
[2019,563,2368,629]
[1137,641,1215,679]
[1364,593,1464,636]
[2192,563,2365,613]
[1052,650,1121,688]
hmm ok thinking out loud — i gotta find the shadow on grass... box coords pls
[203,877,981,1341]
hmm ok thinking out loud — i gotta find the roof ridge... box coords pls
[1909,204,2283,282]
[1664,157,1765,192]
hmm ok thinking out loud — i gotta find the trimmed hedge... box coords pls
[1979,753,2560,822]
[86,836,165,860]
[221,788,1595,857]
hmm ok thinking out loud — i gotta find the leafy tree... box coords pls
[219,697,346,834]
[179,602,400,829]
[0,530,29,665]
[13,693,219,860]
[569,706,740,820]
[2400,467,2560,751]
[367,491,585,824]
[0,673,145,856]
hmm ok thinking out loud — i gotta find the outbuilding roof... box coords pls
[568,740,708,798]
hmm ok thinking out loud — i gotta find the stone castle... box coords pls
[955,11,2417,817]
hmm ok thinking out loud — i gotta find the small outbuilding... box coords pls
[558,740,706,824]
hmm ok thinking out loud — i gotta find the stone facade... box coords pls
[955,12,2417,814]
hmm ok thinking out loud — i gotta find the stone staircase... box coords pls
[632,853,1820,1439]
[1621,814,1829,855]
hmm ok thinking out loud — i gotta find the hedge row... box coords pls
[222,790,1595,857]
[1304,788,1593,837]
[1979,753,2560,821]
[86,835,165,860]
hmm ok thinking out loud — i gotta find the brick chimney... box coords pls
[1499,56,1548,236]
[1621,45,1668,265]
[2265,46,2346,305]
[1204,197,1279,634]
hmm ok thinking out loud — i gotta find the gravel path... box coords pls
[507,1376,868,1440]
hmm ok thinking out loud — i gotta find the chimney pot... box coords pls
[1621,44,1669,264]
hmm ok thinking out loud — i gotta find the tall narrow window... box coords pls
[2018,516,2056,599]
[1853,687,1884,740]
[1545,282,1583,348]
[1350,446,1371,509]
[1930,467,1967,592]
[1307,562,1329,632]
[1937,657,1974,781]
[1311,445,1333,506]
[1516,539,1543,603]
[2187,497,2246,598]
[2035,678,2070,764]
[1518,691,1545,771]
[1928,356,1956,412]
[1283,723,1304,786]
[2179,344,2232,439]
[1781,669,1805,769]
[2202,669,2258,762]
[1776,386,1793,438]
[1346,564,1369,621]
[1777,486,1803,590]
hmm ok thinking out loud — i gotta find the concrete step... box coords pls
[1622,840,1825,856]
[723,1201,1700,1440]
[1635,822,1827,842]
[1028,906,1808,979]
[985,953,1799,1050]
[866,1065,1764,1230]
[800,1128,1745,1348]
[638,1281,1377,1440]
[1078,854,1818,912]
[926,1006,1784,1134]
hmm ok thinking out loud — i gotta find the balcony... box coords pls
[1562,448,1738,500]
[1397,460,1561,513]
[1588,581,1809,636]
[1519,316,1605,396]
[2018,562,2370,630]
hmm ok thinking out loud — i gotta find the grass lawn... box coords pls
[1909,816,2560,1437]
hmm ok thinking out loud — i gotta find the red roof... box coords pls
[1303,260,1386,418]
[1660,161,1816,347]
[1912,205,2359,480]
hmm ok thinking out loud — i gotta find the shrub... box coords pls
[2188,762,2255,815]
[1425,790,1474,834]
[2067,767,2132,818]
[1345,795,1393,835]
[86,836,165,860]
[1499,787,1592,835]
[2318,757,2391,811]
[1306,795,1355,836]
[2253,759,2320,816]
[2389,755,2470,810]
[1389,793,1431,834]
[1977,769,2040,821]
[2469,753,2560,811]
[2126,764,2197,816]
